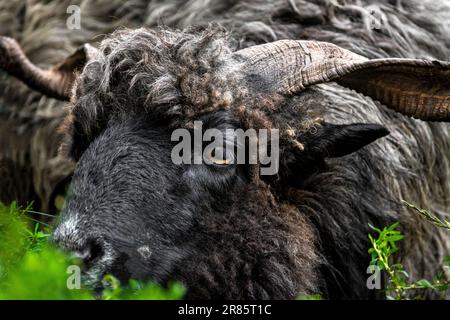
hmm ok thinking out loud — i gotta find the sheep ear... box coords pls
[299,123,389,158]
[53,43,98,73]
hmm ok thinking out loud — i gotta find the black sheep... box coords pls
[1,0,450,299]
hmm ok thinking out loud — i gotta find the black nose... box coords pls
[52,219,106,267]
[52,231,105,268]
[70,239,105,267]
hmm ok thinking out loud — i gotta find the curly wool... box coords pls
[175,182,322,299]
[63,25,281,160]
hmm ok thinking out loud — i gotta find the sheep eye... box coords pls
[206,147,234,166]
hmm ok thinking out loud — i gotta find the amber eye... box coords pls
[206,147,234,166]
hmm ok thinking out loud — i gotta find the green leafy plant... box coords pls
[25,221,51,252]
[296,294,322,300]
[0,202,185,300]
[101,275,186,300]
[368,202,450,300]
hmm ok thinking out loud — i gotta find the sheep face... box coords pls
[53,110,255,288]
[50,27,395,295]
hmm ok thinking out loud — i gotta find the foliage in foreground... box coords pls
[296,294,322,300]
[2,200,450,300]
[0,202,185,300]
[368,202,450,300]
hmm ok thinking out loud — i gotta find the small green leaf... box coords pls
[368,224,382,233]
[416,279,433,289]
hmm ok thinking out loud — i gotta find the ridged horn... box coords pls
[234,40,450,121]
[0,36,98,101]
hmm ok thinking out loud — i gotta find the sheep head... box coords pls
[2,26,450,297]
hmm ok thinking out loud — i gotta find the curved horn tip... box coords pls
[0,36,25,69]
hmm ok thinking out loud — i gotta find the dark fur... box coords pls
[1,0,450,299]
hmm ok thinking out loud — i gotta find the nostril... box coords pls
[84,239,104,265]
[70,239,104,268]
[70,247,91,260]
